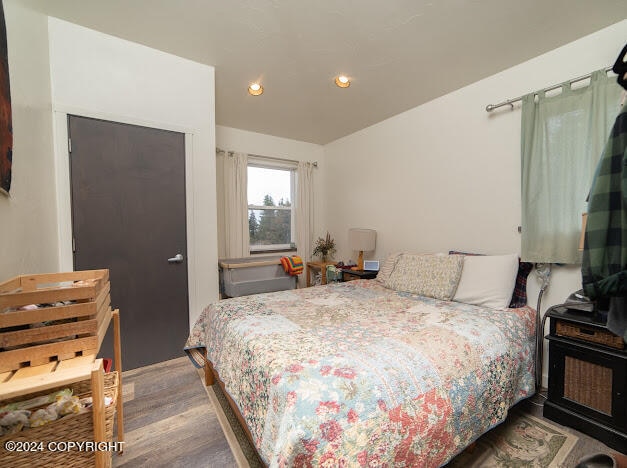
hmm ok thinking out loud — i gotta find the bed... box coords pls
[186,253,536,467]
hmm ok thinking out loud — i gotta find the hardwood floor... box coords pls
[112,356,236,468]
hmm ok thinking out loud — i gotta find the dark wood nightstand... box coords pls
[543,305,626,452]
[342,269,378,282]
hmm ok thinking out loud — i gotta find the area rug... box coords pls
[447,411,578,467]
[199,373,578,468]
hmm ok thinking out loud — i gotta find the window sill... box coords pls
[250,247,297,255]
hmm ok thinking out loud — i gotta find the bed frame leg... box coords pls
[204,360,215,386]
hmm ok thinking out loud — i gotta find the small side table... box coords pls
[342,269,378,282]
[543,305,626,452]
[306,261,335,286]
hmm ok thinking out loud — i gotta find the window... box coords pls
[247,164,296,252]
[521,70,621,263]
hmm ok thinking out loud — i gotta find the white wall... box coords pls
[0,1,57,281]
[216,125,326,258]
[2,6,623,379]
[47,18,218,328]
[323,20,627,386]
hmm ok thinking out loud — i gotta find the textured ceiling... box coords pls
[21,0,627,144]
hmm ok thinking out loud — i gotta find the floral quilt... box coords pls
[185,280,536,467]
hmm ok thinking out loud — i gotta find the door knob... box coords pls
[168,253,184,264]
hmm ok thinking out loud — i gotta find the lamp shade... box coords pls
[349,228,376,252]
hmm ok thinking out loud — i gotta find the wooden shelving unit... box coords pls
[0,271,124,467]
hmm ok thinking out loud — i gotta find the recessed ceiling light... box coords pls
[248,83,263,96]
[335,75,350,88]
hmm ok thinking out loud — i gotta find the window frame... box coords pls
[247,159,297,254]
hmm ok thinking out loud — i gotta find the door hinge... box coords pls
[68,137,72,153]
[72,237,76,252]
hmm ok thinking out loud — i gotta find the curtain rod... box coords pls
[485,66,613,112]
[216,147,318,167]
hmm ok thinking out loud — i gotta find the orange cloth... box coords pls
[280,256,304,275]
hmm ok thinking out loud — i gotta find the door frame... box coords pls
[52,105,199,328]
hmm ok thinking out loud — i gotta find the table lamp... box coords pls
[349,228,376,270]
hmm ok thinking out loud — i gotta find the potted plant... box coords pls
[312,232,336,262]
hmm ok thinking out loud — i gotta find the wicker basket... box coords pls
[563,356,612,415]
[0,371,119,468]
[556,320,625,350]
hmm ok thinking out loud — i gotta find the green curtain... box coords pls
[521,70,622,263]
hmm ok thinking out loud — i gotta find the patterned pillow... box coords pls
[375,252,403,284]
[449,251,533,308]
[385,253,463,300]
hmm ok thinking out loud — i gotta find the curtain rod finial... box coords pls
[486,104,495,112]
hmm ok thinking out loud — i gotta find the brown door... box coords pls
[69,115,189,370]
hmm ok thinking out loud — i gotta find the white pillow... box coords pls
[452,254,519,309]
